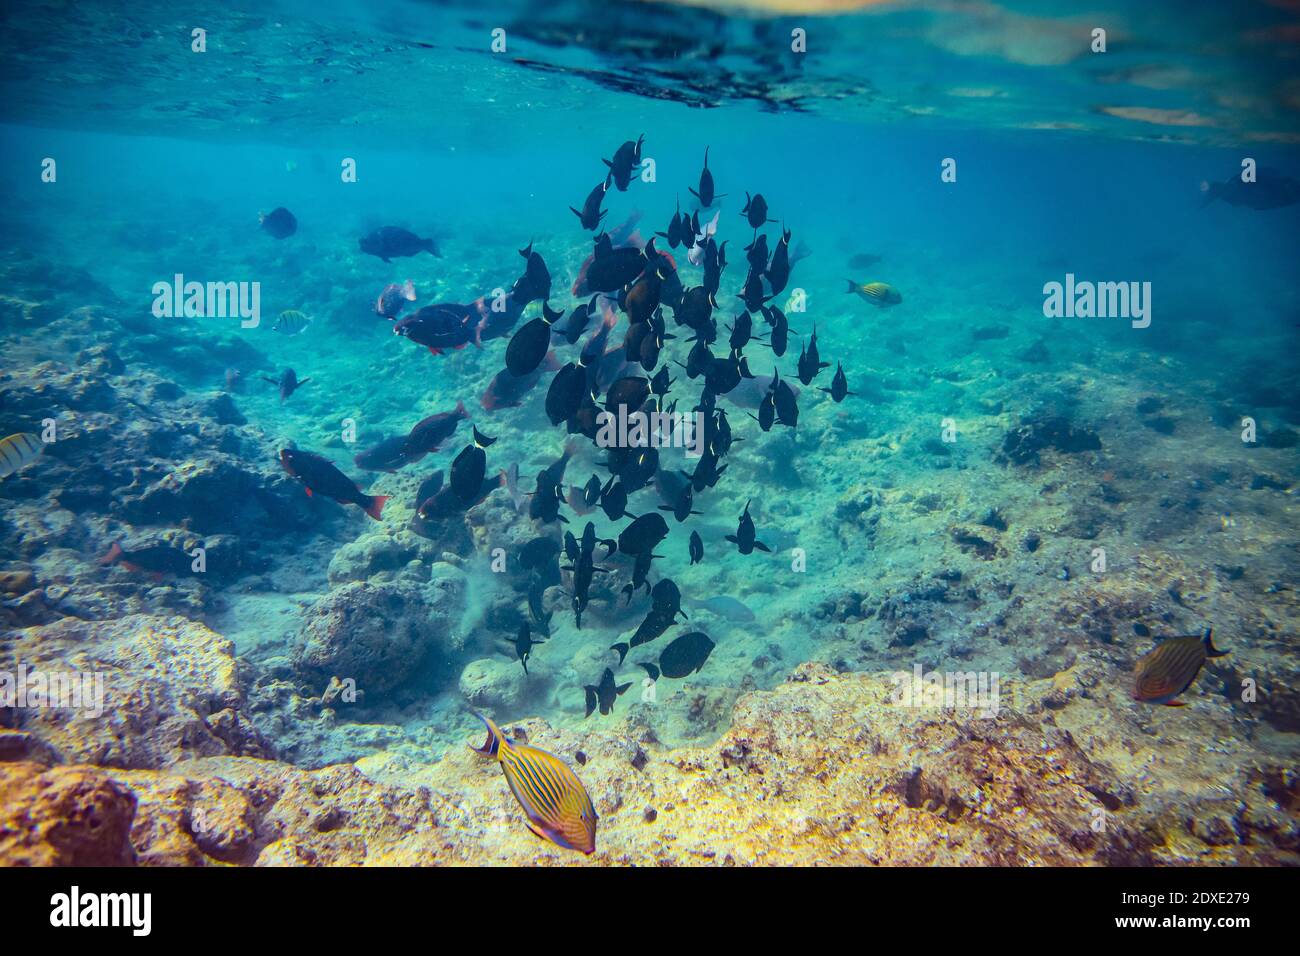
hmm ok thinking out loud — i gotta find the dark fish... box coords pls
[604,375,651,414]
[571,180,610,231]
[471,713,597,855]
[689,530,704,564]
[618,512,669,556]
[766,227,791,295]
[753,387,776,432]
[510,621,545,675]
[262,368,310,403]
[481,353,559,411]
[415,470,444,505]
[376,279,417,319]
[360,225,440,262]
[585,233,651,293]
[404,401,469,457]
[506,303,565,377]
[99,541,194,576]
[703,350,752,396]
[559,295,602,345]
[739,267,769,312]
[1133,629,1229,706]
[651,578,686,622]
[740,192,774,230]
[658,481,700,523]
[726,499,770,555]
[513,242,553,306]
[602,134,644,192]
[354,434,412,472]
[762,304,792,357]
[643,632,715,680]
[530,469,568,526]
[584,667,631,717]
[702,238,727,297]
[689,146,724,208]
[279,448,388,520]
[656,196,686,249]
[820,362,855,403]
[685,447,727,493]
[417,470,503,521]
[621,548,658,603]
[567,473,603,515]
[450,427,496,503]
[519,535,562,573]
[728,311,757,352]
[796,324,831,385]
[772,370,799,427]
[259,207,297,239]
[745,234,769,273]
[545,359,590,426]
[675,288,716,339]
[600,477,635,521]
[394,304,478,355]
[1201,168,1300,210]
[629,608,675,649]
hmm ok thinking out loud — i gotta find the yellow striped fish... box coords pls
[1133,628,1228,706]
[845,279,902,306]
[0,432,44,479]
[471,714,597,855]
[273,310,313,335]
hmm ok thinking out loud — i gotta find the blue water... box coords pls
[1,0,1297,794]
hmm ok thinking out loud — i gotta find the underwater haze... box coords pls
[1,0,1299,867]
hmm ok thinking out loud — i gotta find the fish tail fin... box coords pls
[1203,628,1230,657]
[424,238,442,258]
[470,712,505,758]
[616,681,632,696]
[365,495,390,521]
[611,642,629,666]
[639,662,660,682]
[584,687,597,718]
[99,541,123,566]
[454,399,469,420]
[844,279,858,294]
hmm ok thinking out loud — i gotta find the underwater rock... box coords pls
[458,657,550,712]
[326,529,433,586]
[3,661,1296,866]
[999,416,1101,466]
[291,579,465,695]
[9,614,269,769]
[0,762,139,866]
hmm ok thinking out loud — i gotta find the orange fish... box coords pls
[471,714,597,855]
[1132,629,1228,706]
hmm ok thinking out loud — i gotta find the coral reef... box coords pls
[3,663,1296,866]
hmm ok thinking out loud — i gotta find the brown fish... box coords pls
[1132,628,1228,706]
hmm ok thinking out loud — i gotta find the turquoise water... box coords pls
[1,0,1298,777]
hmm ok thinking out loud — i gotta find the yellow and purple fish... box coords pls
[1132,628,1228,706]
[844,280,902,306]
[471,713,597,855]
